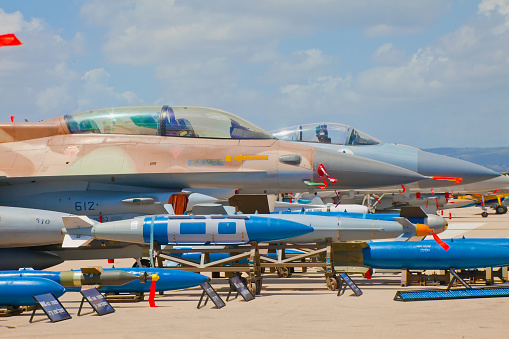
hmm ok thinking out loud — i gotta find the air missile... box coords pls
[62,210,445,247]
[62,214,315,247]
[0,267,208,293]
[277,206,448,236]
[0,267,155,287]
[0,206,71,247]
[328,239,509,270]
[0,277,66,307]
[90,268,210,293]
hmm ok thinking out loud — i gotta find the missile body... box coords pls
[64,212,443,247]
[0,277,66,306]
[92,268,209,293]
[276,208,448,235]
[331,239,509,270]
[63,214,315,246]
[0,268,209,293]
[0,267,151,287]
[0,206,70,247]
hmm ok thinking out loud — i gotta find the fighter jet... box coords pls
[0,106,426,218]
[271,123,500,211]
[271,123,499,189]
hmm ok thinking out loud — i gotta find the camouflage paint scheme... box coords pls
[0,106,425,195]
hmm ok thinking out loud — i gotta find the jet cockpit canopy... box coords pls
[270,123,380,146]
[64,106,273,140]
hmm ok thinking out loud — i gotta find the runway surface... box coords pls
[1,207,509,338]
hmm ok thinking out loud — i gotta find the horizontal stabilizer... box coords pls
[62,216,95,229]
[62,234,93,248]
[399,206,428,219]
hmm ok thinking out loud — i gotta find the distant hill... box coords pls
[424,147,509,173]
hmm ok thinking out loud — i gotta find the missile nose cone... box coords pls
[154,269,209,290]
[245,216,314,242]
[417,150,500,187]
[313,148,426,189]
[426,215,448,234]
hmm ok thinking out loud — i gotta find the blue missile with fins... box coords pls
[62,209,447,247]
[0,267,209,294]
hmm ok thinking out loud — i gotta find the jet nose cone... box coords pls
[417,150,499,187]
[313,148,426,189]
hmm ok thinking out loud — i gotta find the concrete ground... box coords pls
[1,206,509,338]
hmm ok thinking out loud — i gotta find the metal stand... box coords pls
[447,268,472,290]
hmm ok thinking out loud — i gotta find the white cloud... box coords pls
[263,49,332,83]
[371,43,408,65]
[364,24,423,37]
[0,9,143,121]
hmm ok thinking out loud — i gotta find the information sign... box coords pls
[197,282,225,309]
[78,288,115,316]
[30,293,71,323]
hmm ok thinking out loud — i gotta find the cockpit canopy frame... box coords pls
[270,123,381,146]
[64,105,273,140]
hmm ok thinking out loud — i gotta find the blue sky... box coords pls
[0,0,508,148]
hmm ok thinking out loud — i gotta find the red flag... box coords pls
[364,270,372,280]
[432,231,450,251]
[148,279,158,307]
[0,33,23,47]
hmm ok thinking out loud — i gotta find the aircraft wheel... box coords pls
[501,205,508,214]
[481,211,489,218]
[495,205,506,214]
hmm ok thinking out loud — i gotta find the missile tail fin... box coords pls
[62,216,96,229]
[62,234,93,248]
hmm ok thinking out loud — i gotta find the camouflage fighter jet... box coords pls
[0,106,426,219]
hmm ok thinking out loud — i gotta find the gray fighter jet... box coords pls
[271,123,499,190]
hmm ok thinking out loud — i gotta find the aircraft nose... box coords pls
[417,150,499,186]
[313,148,426,189]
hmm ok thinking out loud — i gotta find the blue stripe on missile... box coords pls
[245,216,313,242]
[142,216,169,245]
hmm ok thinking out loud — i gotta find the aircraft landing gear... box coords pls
[495,205,508,214]
[481,211,488,218]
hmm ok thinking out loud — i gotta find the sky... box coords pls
[0,0,508,148]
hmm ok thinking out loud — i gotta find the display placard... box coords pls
[78,288,115,316]
[30,293,71,323]
[228,276,255,302]
[197,281,225,309]
[338,273,363,297]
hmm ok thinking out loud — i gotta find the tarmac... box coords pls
[2,206,509,338]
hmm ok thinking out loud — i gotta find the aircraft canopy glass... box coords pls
[270,123,380,145]
[64,106,273,139]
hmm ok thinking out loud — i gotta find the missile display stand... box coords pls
[155,240,340,294]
